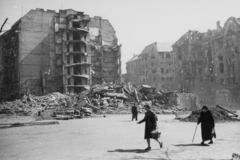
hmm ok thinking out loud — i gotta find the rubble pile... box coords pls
[181,107,238,122]
[0,82,199,120]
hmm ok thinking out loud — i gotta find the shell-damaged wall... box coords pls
[89,16,121,85]
[19,9,56,95]
[172,17,240,110]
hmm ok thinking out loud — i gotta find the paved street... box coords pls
[0,114,240,160]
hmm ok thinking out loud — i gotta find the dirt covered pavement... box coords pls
[0,114,240,160]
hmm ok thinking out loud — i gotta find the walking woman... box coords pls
[137,105,163,151]
[197,106,215,145]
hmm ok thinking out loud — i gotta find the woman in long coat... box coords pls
[137,105,163,151]
[197,106,215,145]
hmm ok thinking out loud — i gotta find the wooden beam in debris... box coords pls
[134,89,139,103]
[216,105,238,117]
[0,18,8,33]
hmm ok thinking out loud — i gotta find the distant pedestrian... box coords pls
[132,103,138,121]
[197,106,216,145]
[137,105,163,151]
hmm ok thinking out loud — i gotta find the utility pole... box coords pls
[0,18,8,33]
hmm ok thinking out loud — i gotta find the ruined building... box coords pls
[172,17,240,109]
[125,54,139,84]
[0,8,121,101]
[89,16,121,85]
[126,42,177,91]
[55,9,91,94]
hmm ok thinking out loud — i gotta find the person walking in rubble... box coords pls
[137,105,163,151]
[198,106,216,145]
[132,103,138,121]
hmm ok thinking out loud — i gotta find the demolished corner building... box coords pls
[0,8,121,101]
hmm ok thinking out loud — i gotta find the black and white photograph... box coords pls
[0,0,240,159]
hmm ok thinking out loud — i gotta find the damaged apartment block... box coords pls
[0,24,20,100]
[0,8,121,101]
[55,10,91,93]
[89,16,121,85]
[172,17,240,109]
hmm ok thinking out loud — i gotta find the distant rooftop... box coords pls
[140,42,173,55]
[126,54,138,63]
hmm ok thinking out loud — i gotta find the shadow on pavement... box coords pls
[108,149,149,153]
[174,143,209,147]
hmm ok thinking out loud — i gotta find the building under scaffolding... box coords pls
[0,8,121,101]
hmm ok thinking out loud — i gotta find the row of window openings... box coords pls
[67,67,88,75]
[72,20,88,29]
[67,32,87,41]
[196,76,237,84]
[140,76,174,83]
[219,77,237,85]
[143,68,174,74]
[129,61,173,68]
[67,78,88,85]
[67,55,87,63]
[67,44,87,52]
[184,63,233,75]
[219,63,235,73]
[141,53,171,61]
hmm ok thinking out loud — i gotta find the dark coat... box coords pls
[132,106,138,116]
[198,110,215,141]
[139,110,158,139]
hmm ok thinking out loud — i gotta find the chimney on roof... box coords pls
[216,21,222,30]
[154,42,157,46]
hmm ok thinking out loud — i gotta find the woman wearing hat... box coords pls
[197,106,215,145]
[137,105,163,151]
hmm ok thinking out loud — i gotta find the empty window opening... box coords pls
[219,63,224,73]
[73,54,81,63]
[161,68,164,74]
[67,68,71,75]
[220,78,224,84]
[73,43,80,51]
[166,53,171,58]
[218,55,223,61]
[210,77,214,82]
[73,32,80,40]
[72,22,80,28]
[67,56,70,63]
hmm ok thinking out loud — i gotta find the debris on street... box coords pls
[181,106,240,122]
[0,82,238,123]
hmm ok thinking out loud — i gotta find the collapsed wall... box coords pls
[89,16,121,85]
[169,93,201,110]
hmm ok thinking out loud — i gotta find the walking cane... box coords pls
[192,124,198,143]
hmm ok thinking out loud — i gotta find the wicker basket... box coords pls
[151,130,161,139]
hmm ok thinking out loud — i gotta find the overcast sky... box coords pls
[1,0,240,73]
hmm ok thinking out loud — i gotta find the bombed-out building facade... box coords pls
[126,42,178,91]
[126,17,240,109]
[172,17,240,109]
[0,8,121,101]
